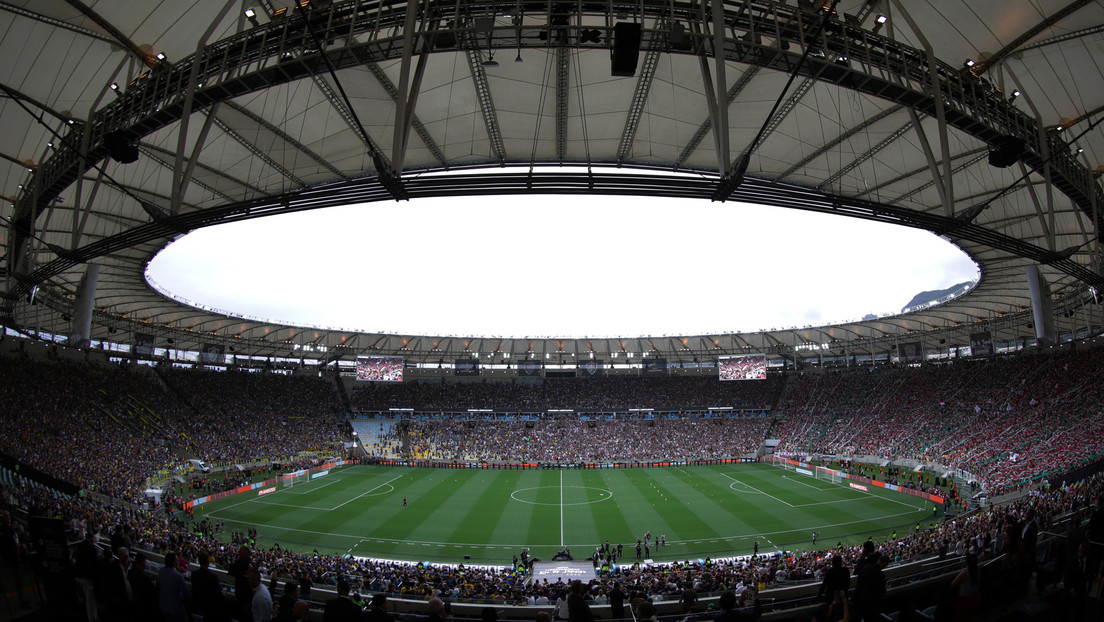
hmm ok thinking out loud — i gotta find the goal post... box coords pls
[815,466,843,484]
[768,456,797,471]
[283,469,307,489]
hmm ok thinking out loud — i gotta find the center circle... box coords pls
[510,486,614,506]
[728,481,759,494]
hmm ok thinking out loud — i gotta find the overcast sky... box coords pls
[146,192,979,338]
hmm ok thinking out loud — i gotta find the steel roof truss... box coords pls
[711,0,730,175]
[906,109,952,216]
[779,104,903,180]
[365,62,446,167]
[891,0,954,217]
[818,118,914,190]
[464,49,506,163]
[391,0,424,175]
[173,0,240,216]
[1017,160,1056,252]
[555,46,569,162]
[617,38,663,163]
[70,167,108,251]
[224,101,348,179]
[138,144,247,203]
[207,106,306,187]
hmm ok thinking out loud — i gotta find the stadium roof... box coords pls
[1,0,1103,364]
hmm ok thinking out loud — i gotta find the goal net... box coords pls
[816,466,843,484]
[283,469,308,489]
[768,456,796,471]
[769,457,843,484]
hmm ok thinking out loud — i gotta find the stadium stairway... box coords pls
[91,388,199,457]
[333,373,353,413]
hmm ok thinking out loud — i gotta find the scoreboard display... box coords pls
[718,354,767,380]
[355,356,404,382]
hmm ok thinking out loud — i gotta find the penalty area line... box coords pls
[328,473,406,511]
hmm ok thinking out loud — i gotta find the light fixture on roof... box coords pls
[964,59,975,68]
[483,52,498,67]
[155,52,166,61]
[109,82,119,90]
[244,8,260,27]
[1010,89,1021,101]
[872,14,887,34]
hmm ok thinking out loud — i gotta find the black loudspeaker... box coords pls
[988,135,1024,168]
[434,31,456,48]
[611,22,641,76]
[105,131,139,164]
[670,22,691,50]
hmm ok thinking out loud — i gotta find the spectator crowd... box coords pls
[3,458,1103,620]
[2,345,1104,507]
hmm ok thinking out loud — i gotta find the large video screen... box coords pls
[356,356,404,382]
[718,354,767,380]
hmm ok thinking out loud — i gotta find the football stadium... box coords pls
[2,1,1104,621]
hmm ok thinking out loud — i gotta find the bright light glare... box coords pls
[146,195,978,338]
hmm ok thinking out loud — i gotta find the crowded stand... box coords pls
[0,358,177,502]
[156,368,345,463]
[0,357,346,502]
[396,418,773,463]
[3,453,1103,620]
[772,347,1104,495]
[349,376,784,413]
[4,345,1104,504]
[3,343,1104,619]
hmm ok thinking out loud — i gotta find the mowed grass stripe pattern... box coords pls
[199,464,931,563]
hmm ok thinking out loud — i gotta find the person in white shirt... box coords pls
[247,566,274,622]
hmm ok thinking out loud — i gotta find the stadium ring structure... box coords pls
[2,0,1104,366]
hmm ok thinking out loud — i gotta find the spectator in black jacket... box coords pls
[852,553,889,622]
[229,545,253,621]
[365,593,395,622]
[713,589,761,622]
[73,530,101,622]
[817,555,850,600]
[129,553,159,620]
[192,551,229,622]
[323,579,365,622]
[567,580,594,622]
[275,581,300,622]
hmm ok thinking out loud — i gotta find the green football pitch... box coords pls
[199,464,933,563]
